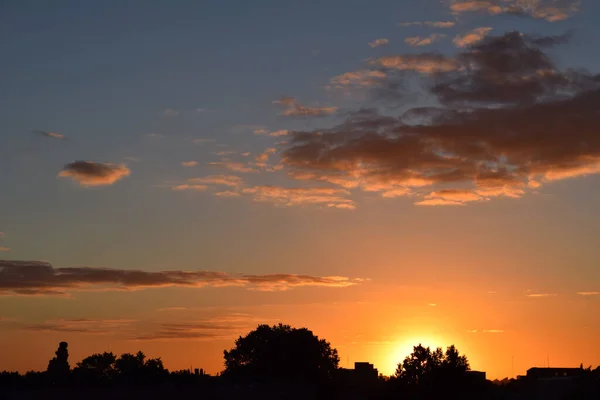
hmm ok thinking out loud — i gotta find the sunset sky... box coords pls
[1,0,600,379]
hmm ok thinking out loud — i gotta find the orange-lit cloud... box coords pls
[404,34,446,47]
[449,0,580,22]
[576,292,600,296]
[58,161,131,187]
[273,97,338,117]
[0,247,9,252]
[208,161,258,173]
[372,54,459,73]
[21,318,135,334]
[189,175,243,187]
[280,33,600,207]
[527,293,557,298]
[181,161,198,167]
[329,70,388,89]
[0,260,366,296]
[453,27,493,47]
[369,38,389,48]
[241,186,355,209]
[172,184,208,191]
[214,191,241,197]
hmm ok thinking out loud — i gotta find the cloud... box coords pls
[372,54,460,73]
[33,130,66,140]
[208,161,259,173]
[449,0,580,22]
[172,184,208,191]
[273,97,338,117]
[404,34,446,47]
[241,152,251,157]
[214,191,241,197]
[527,293,557,297]
[482,329,504,333]
[254,129,290,137]
[369,38,389,48]
[466,329,478,333]
[0,260,365,296]
[21,319,134,335]
[189,175,243,187]
[241,186,356,209]
[576,292,600,296]
[0,247,9,252]
[280,32,600,207]
[181,161,198,167]
[58,161,131,187]
[329,70,388,89]
[162,108,180,117]
[399,21,456,28]
[428,303,437,307]
[453,27,493,47]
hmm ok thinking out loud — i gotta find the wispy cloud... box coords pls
[181,161,198,167]
[404,34,446,47]
[453,27,493,47]
[482,329,504,333]
[254,129,290,137]
[399,21,456,28]
[449,0,580,22]
[33,130,66,140]
[273,97,338,117]
[329,70,387,89]
[527,293,557,298]
[0,260,366,296]
[189,175,243,187]
[172,184,208,191]
[214,191,241,197]
[58,161,131,187]
[241,186,356,210]
[208,161,259,173]
[161,108,180,117]
[369,38,389,48]
[0,247,9,252]
[577,292,600,296]
[21,318,135,335]
[372,54,459,73]
[192,138,216,145]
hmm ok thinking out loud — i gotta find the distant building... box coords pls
[526,367,582,380]
[465,370,486,382]
[335,362,379,386]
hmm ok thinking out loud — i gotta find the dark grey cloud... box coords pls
[33,130,66,140]
[0,260,365,296]
[282,32,600,205]
[58,161,131,186]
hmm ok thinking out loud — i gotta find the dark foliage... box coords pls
[223,323,339,384]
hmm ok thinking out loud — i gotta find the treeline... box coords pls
[1,324,600,400]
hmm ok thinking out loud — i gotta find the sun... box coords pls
[383,334,447,376]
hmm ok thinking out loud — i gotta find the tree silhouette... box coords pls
[395,344,470,388]
[46,342,70,384]
[223,323,339,383]
[73,352,116,382]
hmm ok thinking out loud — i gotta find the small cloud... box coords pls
[208,161,258,174]
[190,175,243,187]
[527,293,557,298]
[428,303,437,307]
[181,161,198,167]
[214,191,241,197]
[577,292,600,296]
[58,161,131,187]
[369,38,389,48]
[254,129,290,137]
[33,130,66,140]
[156,307,187,312]
[253,128,268,135]
[405,34,446,47]
[241,152,251,157]
[241,185,355,209]
[482,329,504,333]
[466,329,478,333]
[196,108,215,113]
[162,108,179,117]
[449,0,580,22]
[372,54,459,74]
[172,184,208,191]
[399,21,456,28]
[453,27,493,47]
[415,198,466,206]
[329,70,387,89]
[0,247,9,252]
[273,97,338,117]
[147,133,163,139]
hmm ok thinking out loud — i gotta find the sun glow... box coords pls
[384,335,448,376]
